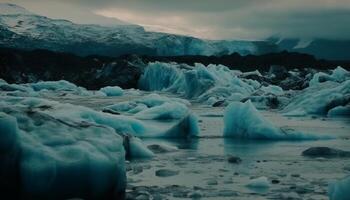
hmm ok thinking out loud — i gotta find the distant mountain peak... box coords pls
[0,3,34,15]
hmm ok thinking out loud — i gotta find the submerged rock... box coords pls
[147,143,178,154]
[227,155,242,164]
[302,147,350,157]
[155,169,179,177]
[212,100,226,107]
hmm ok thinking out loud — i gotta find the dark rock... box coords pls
[271,179,280,184]
[269,65,288,80]
[291,174,300,178]
[155,169,179,177]
[302,147,350,157]
[228,155,242,164]
[212,100,226,107]
[147,144,178,154]
[102,109,121,115]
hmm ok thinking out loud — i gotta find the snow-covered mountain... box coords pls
[269,37,350,60]
[0,3,279,57]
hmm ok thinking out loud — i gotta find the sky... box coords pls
[1,0,350,40]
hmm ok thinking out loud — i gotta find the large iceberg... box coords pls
[223,101,330,140]
[309,66,350,86]
[0,99,126,199]
[283,80,350,116]
[0,94,199,198]
[102,93,199,137]
[138,62,257,104]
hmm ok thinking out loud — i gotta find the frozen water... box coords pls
[328,105,350,117]
[139,62,256,104]
[223,101,329,140]
[0,98,126,199]
[135,102,189,120]
[329,176,350,200]
[309,66,350,86]
[246,176,270,188]
[1,73,349,199]
[126,137,154,159]
[283,80,350,116]
[30,80,79,91]
[103,93,193,120]
[99,86,124,96]
[260,85,284,96]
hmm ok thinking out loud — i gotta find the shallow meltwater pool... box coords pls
[125,104,350,199]
[47,91,350,199]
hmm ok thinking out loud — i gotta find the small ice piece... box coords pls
[135,102,188,120]
[246,177,270,188]
[30,80,78,91]
[137,93,190,107]
[223,101,329,140]
[125,136,154,159]
[260,85,284,96]
[329,176,350,200]
[99,86,124,96]
[328,105,350,117]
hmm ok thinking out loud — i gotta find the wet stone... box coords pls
[227,155,242,164]
[271,179,280,184]
[155,169,179,177]
[302,147,350,157]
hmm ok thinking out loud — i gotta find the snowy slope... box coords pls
[0,3,278,56]
[0,3,33,15]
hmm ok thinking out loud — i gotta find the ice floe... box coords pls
[139,62,258,105]
[99,86,124,96]
[283,80,350,116]
[223,101,330,140]
[309,66,350,86]
[246,177,270,188]
[0,100,126,199]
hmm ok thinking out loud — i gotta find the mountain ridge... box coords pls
[0,3,280,57]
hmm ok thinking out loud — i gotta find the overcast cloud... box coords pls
[1,0,349,40]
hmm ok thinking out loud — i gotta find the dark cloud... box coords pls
[1,0,349,40]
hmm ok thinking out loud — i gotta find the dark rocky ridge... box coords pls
[1,47,349,90]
